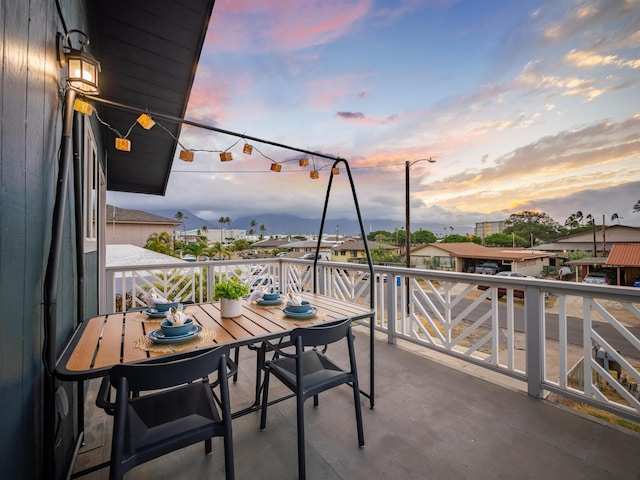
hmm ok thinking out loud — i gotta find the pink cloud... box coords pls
[205,0,373,53]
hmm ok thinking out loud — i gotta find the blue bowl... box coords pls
[154,301,180,312]
[160,318,193,336]
[286,300,311,313]
[262,292,281,301]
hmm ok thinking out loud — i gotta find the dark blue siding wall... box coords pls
[0,1,91,478]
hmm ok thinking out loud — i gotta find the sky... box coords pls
[108,0,640,232]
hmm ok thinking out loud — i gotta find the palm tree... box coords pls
[250,219,257,235]
[223,216,231,242]
[144,232,172,255]
[174,211,188,242]
[259,224,266,240]
[634,200,640,213]
[218,216,225,244]
[611,213,622,224]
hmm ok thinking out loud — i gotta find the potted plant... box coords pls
[213,277,249,318]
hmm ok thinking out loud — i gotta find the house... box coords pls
[411,242,551,276]
[0,1,216,478]
[332,239,398,263]
[105,205,180,247]
[536,225,640,255]
[280,239,335,259]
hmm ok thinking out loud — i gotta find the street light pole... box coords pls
[405,158,435,270]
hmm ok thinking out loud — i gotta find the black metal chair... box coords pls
[96,345,236,480]
[259,319,364,480]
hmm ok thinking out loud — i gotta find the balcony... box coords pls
[74,257,640,478]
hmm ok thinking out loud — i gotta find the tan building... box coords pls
[411,242,551,276]
[332,240,398,263]
[104,205,180,247]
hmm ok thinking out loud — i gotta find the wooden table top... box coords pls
[55,293,374,380]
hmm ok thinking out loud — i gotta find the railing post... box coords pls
[525,286,544,398]
[386,275,398,344]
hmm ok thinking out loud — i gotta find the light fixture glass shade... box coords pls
[270,163,282,172]
[66,49,100,94]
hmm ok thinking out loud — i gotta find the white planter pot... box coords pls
[220,298,243,318]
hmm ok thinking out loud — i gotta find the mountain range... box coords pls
[151,209,473,236]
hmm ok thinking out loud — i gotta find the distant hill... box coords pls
[149,210,472,236]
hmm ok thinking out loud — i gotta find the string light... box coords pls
[115,138,131,151]
[136,113,155,130]
[74,98,353,175]
[73,99,93,115]
[179,149,194,162]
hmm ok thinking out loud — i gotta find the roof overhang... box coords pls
[90,0,215,195]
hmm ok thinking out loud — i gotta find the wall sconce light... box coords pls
[136,114,155,130]
[220,152,233,162]
[270,163,282,172]
[73,99,93,115]
[299,157,309,167]
[310,170,319,179]
[57,30,100,95]
[179,149,194,162]
[115,138,131,152]
[243,143,253,155]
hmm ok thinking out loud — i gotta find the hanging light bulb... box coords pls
[73,99,93,115]
[270,163,282,172]
[299,157,309,167]
[179,149,194,162]
[220,152,233,162]
[332,167,340,175]
[115,138,131,152]
[136,113,155,130]
[310,170,319,179]
[243,143,253,155]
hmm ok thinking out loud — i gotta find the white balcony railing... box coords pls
[105,257,640,423]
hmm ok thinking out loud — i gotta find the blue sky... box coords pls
[109,0,640,231]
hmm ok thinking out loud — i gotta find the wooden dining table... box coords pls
[56,293,374,383]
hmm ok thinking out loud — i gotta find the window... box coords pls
[83,123,103,252]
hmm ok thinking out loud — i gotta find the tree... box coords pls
[504,210,562,245]
[370,246,399,264]
[175,211,188,234]
[259,224,266,240]
[610,213,622,224]
[634,200,640,213]
[249,219,257,236]
[441,233,471,243]
[144,231,173,255]
[412,228,437,244]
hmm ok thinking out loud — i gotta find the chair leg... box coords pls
[352,382,365,447]
[223,432,235,480]
[297,394,307,480]
[260,370,270,430]
[233,347,240,383]
[205,438,212,455]
[313,394,318,407]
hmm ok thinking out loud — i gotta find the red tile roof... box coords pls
[605,244,640,267]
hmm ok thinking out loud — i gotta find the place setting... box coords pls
[282,295,318,320]
[135,306,216,353]
[249,288,285,306]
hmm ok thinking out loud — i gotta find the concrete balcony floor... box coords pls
[74,328,640,480]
